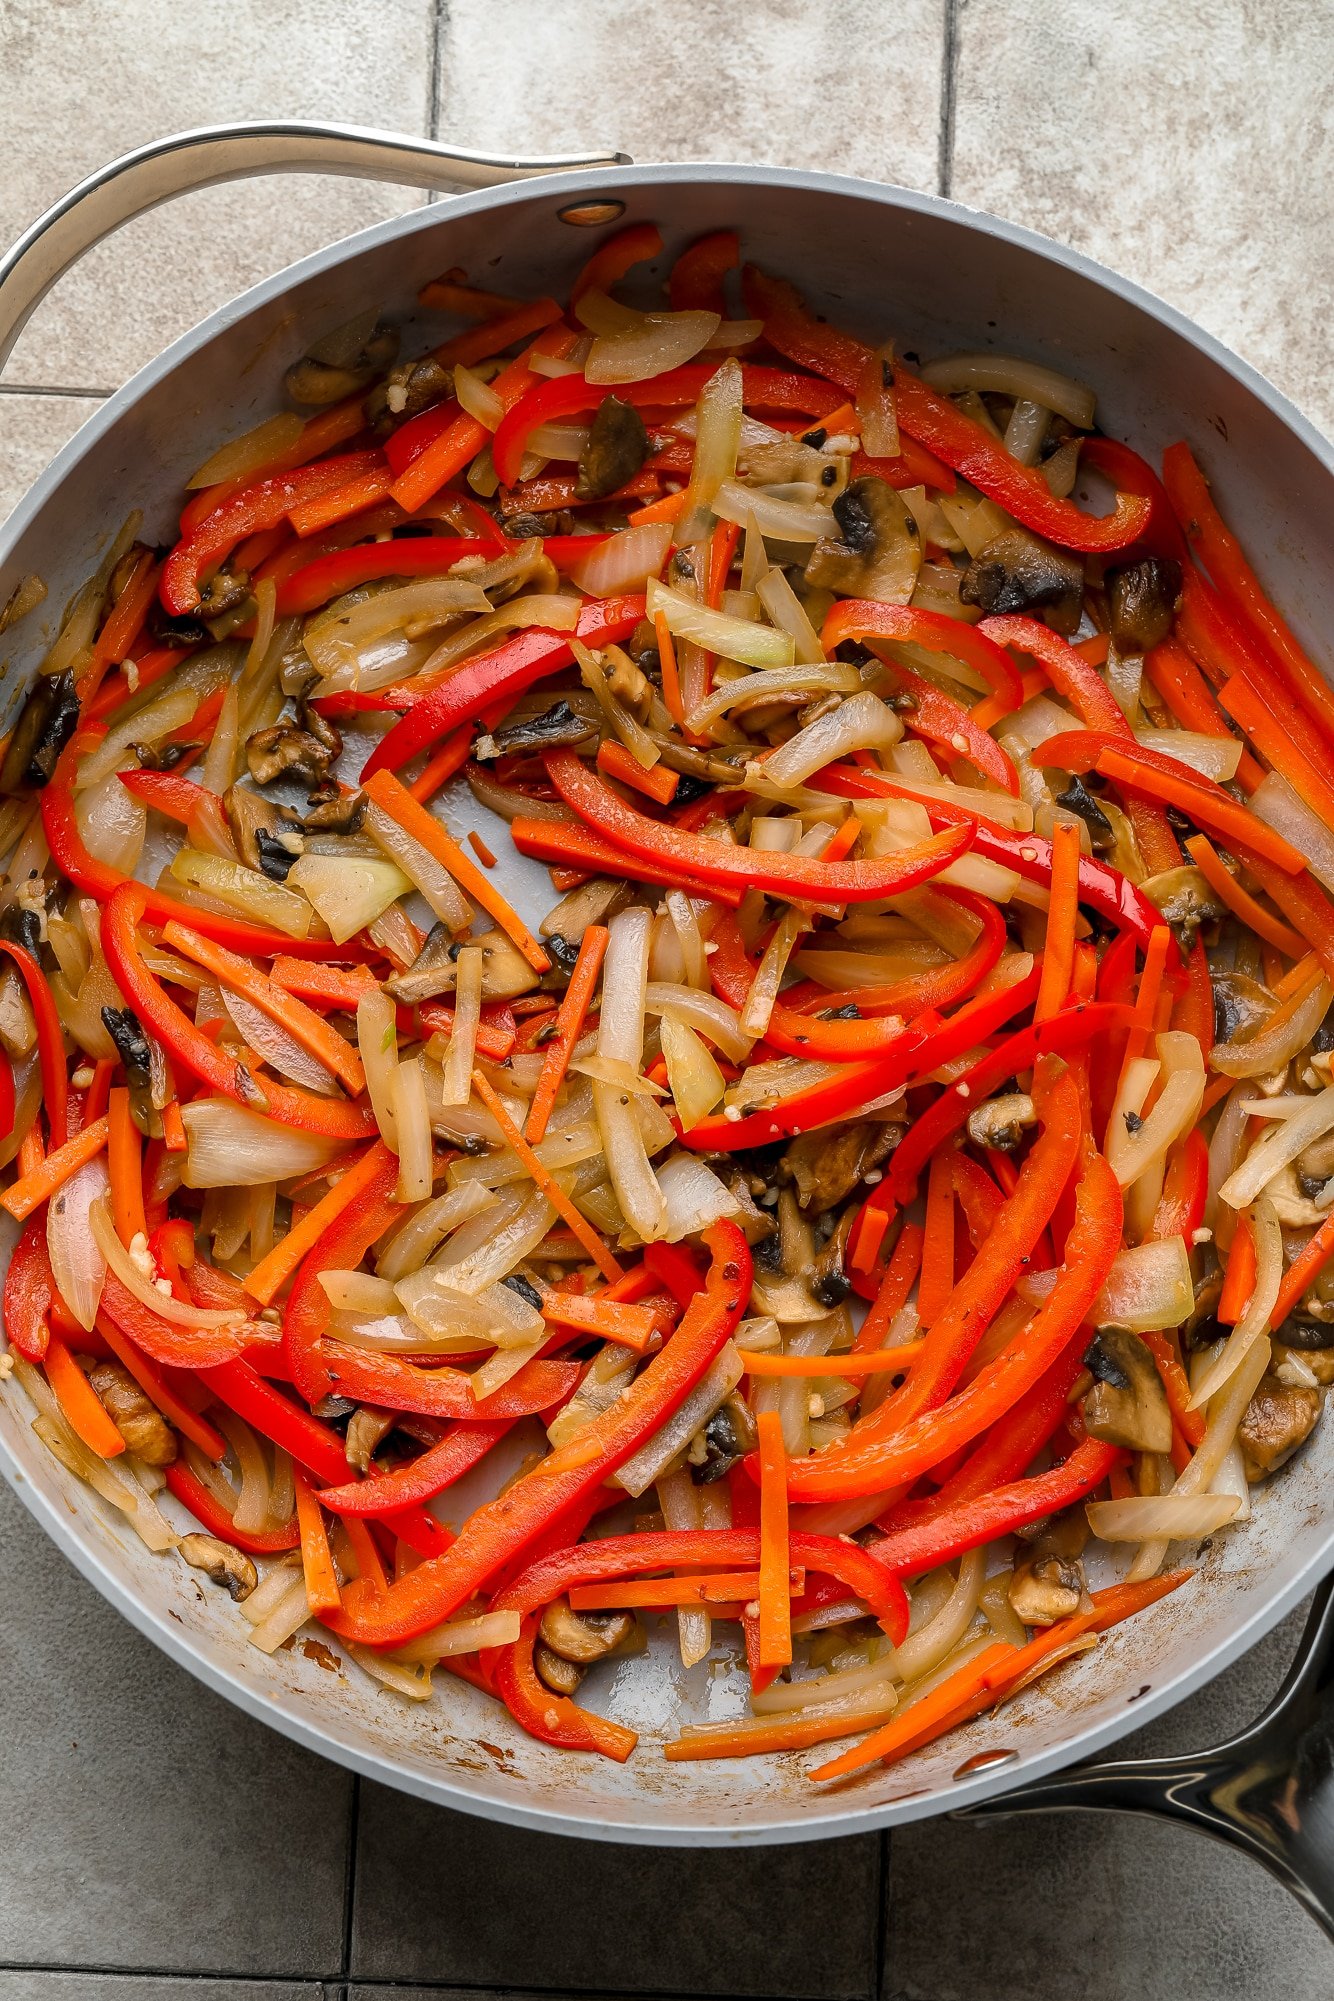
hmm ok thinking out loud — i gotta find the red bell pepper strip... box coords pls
[3,1212,54,1361]
[572,219,663,302]
[491,364,844,489]
[786,1148,1121,1503]
[669,229,740,313]
[813,761,1161,951]
[352,595,645,778]
[823,601,1024,714]
[491,1614,640,1762]
[1079,437,1187,563]
[869,654,1019,795]
[1150,1129,1210,1245]
[869,1435,1123,1580]
[161,452,385,615]
[743,266,1151,552]
[101,884,378,1140]
[319,1221,752,1646]
[118,767,211,824]
[0,937,66,1145]
[273,533,607,616]
[508,813,746,909]
[163,1458,301,1555]
[98,1271,255,1370]
[544,748,975,906]
[316,1419,518,1516]
[849,440,958,493]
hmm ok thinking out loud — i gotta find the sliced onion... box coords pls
[526,421,590,460]
[394,1608,522,1665]
[1219,1084,1334,1208]
[1189,1195,1283,1407]
[1246,773,1334,897]
[393,1056,433,1202]
[363,800,472,933]
[593,906,665,1242]
[171,849,313,939]
[658,1015,726,1133]
[374,1182,492,1281]
[179,1100,343,1190]
[647,577,795,670]
[432,1188,553,1295]
[920,353,1096,427]
[220,988,337,1094]
[757,691,902,792]
[286,853,408,945]
[357,988,400,1150]
[187,413,305,489]
[415,594,582,683]
[77,772,146,873]
[212,1409,274,1534]
[857,345,900,458]
[89,1196,235,1330]
[436,943,482,1108]
[19,1369,176,1552]
[319,1270,401,1314]
[1019,1235,1193,1331]
[1105,1032,1205,1188]
[1212,971,1332,1079]
[739,906,806,1039]
[566,521,672,595]
[711,478,839,543]
[675,358,744,548]
[644,984,752,1061]
[395,1270,544,1347]
[614,1340,744,1497]
[580,297,721,385]
[303,578,491,676]
[1087,1493,1241,1541]
[687,660,860,735]
[453,362,504,429]
[78,650,234,789]
[655,1151,743,1241]
[1133,728,1242,782]
[47,1156,110,1330]
[755,567,826,665]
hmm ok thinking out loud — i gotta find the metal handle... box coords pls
[962,1574,1334,1939]
[0,120,632,374]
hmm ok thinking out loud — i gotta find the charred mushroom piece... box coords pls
[303,789,364,835]
[1107,558,1183,653]
[959,526,1085,634]
[805,477,921,604]
[538,1597,636,1663]
[345,1407,395,1473]
[811,1211,856,1308]
[88,1360,177,1464]
[534,1642,586,1695]
[132,739,190,772]
[576,395,649,501]
[778,1118,901,1211]
[254,827,302,881]
[246,708,342,789]
[966,1090,1036,1153]
[0,668,80,793]
[225,782,300,872]
[1142,865,1226,952]
[384,922,460,1004]
[1211,970,1276,1047]
[100,1006,153,1093]
[539,877,632,940]
[178,1532,258,1601]
[1238,1373,1322,1481]
[1008,1545,1087,1627]
[286,320,399,407]
[1082,1327,1173,1453]
[545,934,582,977]
[473,700,596,761]
[603,646,654,720]
[366,355,455,431]
[196,568,251,619]
[691,1392,758,1484]
[1055,775,1115,855]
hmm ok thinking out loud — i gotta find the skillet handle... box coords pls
[0,119,632,374]
[958,1575,1334,1940]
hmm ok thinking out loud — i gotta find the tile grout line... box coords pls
[874,1827,892,2001]
[0,382,113,398]
[937,0,960,199]
[426,0,447,201]
[341,1770,362,1978]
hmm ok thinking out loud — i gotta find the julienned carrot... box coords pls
[596,738,679,804]
[1119,923,1172,1080]
[1144,638,1265,791]
[1273,1205,1334,1325]
[161,1101,188,1154]
[850,1202,890,1275]
[1138,1330,1206,1449]
[2,1115,110,1221]
[654,609,685,726]
[819,815,862,865]
[470,1067,623,1283]
[628,490,688,528]
[569,1570,802,1611]
[362,769,551,974]
[524,923,609,1144]
[1184,835,1303,958]
[854,1221,924,1340]
[293,1468,342,1615]
[540,1291,671,1355]
[84,1058,115,1125]
[409,725,475,805]
[1216,673,1334,831]
[162,921,367,1093]
[288,466,395,538]
[744,1341,927,1378]
[244,1141,392,1305]
[1096,747,1306,874]
[270,958,379,1009]
[917,1151,955,1327]
[664,1694,903,1761]
[1035,819,1081,1021]
[1218,1211,1256,1325]
[706,519,742,607]
[340,1515,390,1596]
[107,1088,147,1246]
[95,1312,228,1460]
[45,1335,127,1458]
[756,1408,792,1668]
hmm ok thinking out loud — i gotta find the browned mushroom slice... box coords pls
[534,1643,586,1695]
[384,922,459,1004]
[226,782,303,873]
[805,477,921,604]
[778,1118,900,1211]
[474,700,597,762]
[1238,1373,1322,1481]
[345,1407,395,1473]
[1008,1545,1086,1627]
[538,1597,636,1663]
[810,1210,856,1307]
[965,1091,1036,1153]
[178,1532,259,1601]
[1081,1328,1173,1454]
[1107,557,1183,653]
[88,1360,177,1465]
[286,318,399,407]
[959,525,1085,633]
[366,355,455,431]
[576,395,649,501]
[196,568,252,619]
[540,878,632,940]
[1142,865,1226,952]
[1055,775,1115,855]
[692,1392,758,1484]
[0,669,81,793]
[246,702,343,790]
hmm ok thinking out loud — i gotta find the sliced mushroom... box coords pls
[1142,865,1226,952]
[540,877,632,940]
[534,1642,586,1695]
[303,789,364,835]
[286,320,399,407]
[0,668,81,793]
[1238,1372,1322,1481]
[474,700,597,762]
[959,526,1085,633]
[196,568,252,620]
[366,355,455,431]
[1008,1544,1087,1627]
[805,477,921,604]
[1211,969,1275,1047]
[1260,1162,1332,1229]
[178,1532,258,1601]
[811,1211,856,1308]
[87,1361,177,1465]
[226,782,301,873]
[346,1407,395,1473]
[603,645,654,721]
[1107,558,1183,653]
[402,926,538,1003]
[1055,775,1115,856]
[691,1392,758,1484]
[966,1090,1036,1153]
[1081,1327,1173,1454]
[538,1597,636,1664]
[778,1118,900,1211]
[246,701,342,789]
[576,395,649,501]
[384,922,460,1004]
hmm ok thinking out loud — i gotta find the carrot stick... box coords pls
[161,921,367,1093]
[3,1116,110,1221]
[270,958,379,1009]
[524,923,608,1144]
[1138,1330,1206,1449]
[1035,819,1081,1021]
[1184,834,1303,957]
[706,519,742,607]
[818,815,863,865]
[408,724,475,804]
[83,1057,115,1125]
[850,1202,890,1274]
[664,1695,904,1762]
[17,1124,44,1177]
[970,668,1046,733]
[45,1335,127,1458]
[854,1221,924,1347]
[1273,1205,1334,1325]
[917,1151,956,1327]
[756,1408,792,1669]
[95,1312,228,1460]
[1216,673,1334,830]
[244,1141,392,1305]
[288,467,395,538]
[540,1291,671,1355]
[596,738,679,804]
[570,1570,803,1612]
[470,1067,623,1282]
[467,830,497,867]
[628,491,688,528]
[161,1100,188,1154]
[362,769,550,973]
[107,1088,148,1246]
[745,1341,927,1378]
[293,1468,342,1614]
[1144,639,1265,791]
[1218,1211,1256,1325]
[1096,748,1305,873]
[654,609,686,726]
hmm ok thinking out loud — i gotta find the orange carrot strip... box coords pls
[340,1515,389,1596]
[467,829,497,867]
[917,1151,956,1327]
[78,548,160,704]
[706,519,742,608]
[45,1335,127,1458]
[524,923,608,1144]
[1035,819,1081,1021]
[3,1116,110,1221]
[270,958,379,1009]
[808,1642,1018,1782]
[819,815,862,864]
[540,1291,671,1355]
[1139,1330,1206,1449]
[161,1100,188,1153]
[756,1408,792,1668]
[408,725,474,805]
[970,668,1046,734]
[1184,834,1303,958]
[570,1570,803,1612]
[664,1697,904,1761]
[850,1203,890,1274]
[362,769,550,973]
[95,1313,228,1460]
[288,467,394,538]
[628,490,688,528]
[1097,747,1305,873]
[470,1067,623,1282]
[745,1341,926,1378]
[654,609,685,727]
[854,1221,924,1348]
[161,921,366,1093]
[1274,1205,1334,1325]
[17,1124,45,1177]
[107,1087,148,1246]
[293,1468,342,1614]
[596,738,679,804]
[244,1141,392,1305]
[1218,1211,1256,1324]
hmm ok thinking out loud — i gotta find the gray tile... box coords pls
[0,0,435,394]
[0,392,104,525]
[0,1981,325,2000]
[950,0,1334,438]
[0,1477,353,1975]
[438,0,945,191]
[352,1780,881,1997]
[884,1603,1334,2001]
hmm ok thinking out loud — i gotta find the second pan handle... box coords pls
[0,120,631,373]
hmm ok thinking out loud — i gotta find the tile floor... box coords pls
[2,1,1334,1996]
